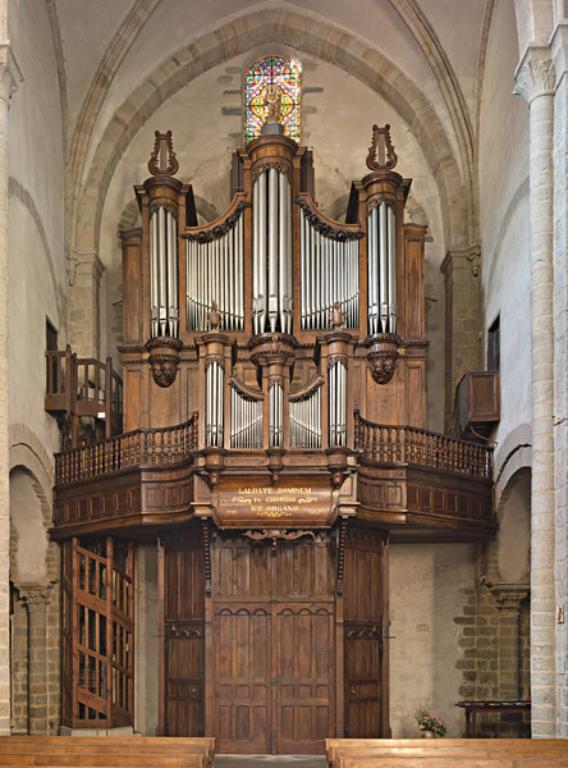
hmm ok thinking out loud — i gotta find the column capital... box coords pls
[440,243,481,278]
[514,46,556,103]
[0,43,22,102]
[488,582,530,612]
[17,582,55,608]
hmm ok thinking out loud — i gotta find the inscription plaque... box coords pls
[213,475,336,528]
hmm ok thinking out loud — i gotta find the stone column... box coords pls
[490,584,531,700]
[0,42,22,736]
[68,253,105,358]
[19,586,53,735]
[551,25,568,736]
[514,48,557,737]
[440,245,482,432]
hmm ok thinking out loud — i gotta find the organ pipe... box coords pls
[299,207,359,330]
[150,206,179,338]
[328,359,348,447]
[289,386,322,448]
[186,210,245,331]
[367,201,397,335]
[230,387,263,449]
[205,360,224,448]
[269,380,284,448]
[252,169,293,335]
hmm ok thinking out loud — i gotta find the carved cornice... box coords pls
[295,197,363,241]
[185,201,249,243]
[514,48,556,103]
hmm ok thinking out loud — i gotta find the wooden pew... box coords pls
[326,738,568,768]
[0,736,215,768]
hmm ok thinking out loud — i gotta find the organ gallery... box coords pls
[45,56,495,754]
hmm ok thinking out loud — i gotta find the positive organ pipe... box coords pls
[289,385,321,448]
[186,209,245,331]
[367,201,397,335]
[205,359,224,448]
[150,206,178,338]
[230,386,262,448]
[269,380,284,448]
[252,169,293,334]
[328,359,347,447]
[299,206,360,330]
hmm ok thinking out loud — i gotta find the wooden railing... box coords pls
[46,346,123,441]
[354,411,492,480]
[55,413,199,486]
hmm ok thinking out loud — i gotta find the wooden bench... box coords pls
[0,736,215,768]
[326,738,568,768]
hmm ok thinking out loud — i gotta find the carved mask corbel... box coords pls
[146,336,183,388]
[367,334,400,385]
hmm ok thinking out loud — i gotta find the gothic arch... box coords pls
[72,6,470,280]
[494,467,531,585]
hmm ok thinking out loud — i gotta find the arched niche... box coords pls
[9,467,50,587]
[496,467,531,584]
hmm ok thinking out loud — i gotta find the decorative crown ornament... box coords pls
[148,130,180,177]
[366,124,398,172]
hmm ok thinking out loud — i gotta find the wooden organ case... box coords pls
[51,125,494,753]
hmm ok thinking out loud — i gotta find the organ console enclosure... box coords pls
[49,114,493,753]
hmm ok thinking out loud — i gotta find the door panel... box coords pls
[163,531,205,736]
[273,604,335,754]
[214,604,271,753]
[344,527,388,738]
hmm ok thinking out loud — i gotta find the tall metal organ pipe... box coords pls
[150,206,179,337]
[328,359,348,447]
[252,169,292,335]
[367,201,397,335]
[299,208,359,330]
[186,211,245,331]
[205,359,224,447]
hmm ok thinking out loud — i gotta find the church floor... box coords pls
[214,756,326,767]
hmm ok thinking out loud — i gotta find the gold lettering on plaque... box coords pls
[227,486,318,518]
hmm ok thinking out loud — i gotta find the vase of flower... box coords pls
[415,707,447,738]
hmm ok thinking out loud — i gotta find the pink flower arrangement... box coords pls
[415,707,447,737]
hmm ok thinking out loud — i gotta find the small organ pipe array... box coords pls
[253,169,293,335]
[150,206,178,338]
[367,201,397,335]
[186,212,244,331]
[269,380,284,448]
[289,385,322,448]
[300,208,360,330]
[230,386,263,449]
[205,360,224,447]
[328,359,348,447]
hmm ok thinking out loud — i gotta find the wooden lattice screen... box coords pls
[62,537,134,728]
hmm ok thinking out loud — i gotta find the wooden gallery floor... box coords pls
[214,756,326,767]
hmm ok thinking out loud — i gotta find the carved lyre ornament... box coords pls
[366,124,398,172]
[148,130,180,176]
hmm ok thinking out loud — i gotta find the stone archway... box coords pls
[8,455,60,736]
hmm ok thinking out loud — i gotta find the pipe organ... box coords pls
[51,118,494,753]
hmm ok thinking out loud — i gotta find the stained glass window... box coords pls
[244,55,302,143]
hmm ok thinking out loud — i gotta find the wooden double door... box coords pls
[161,524,387,753]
